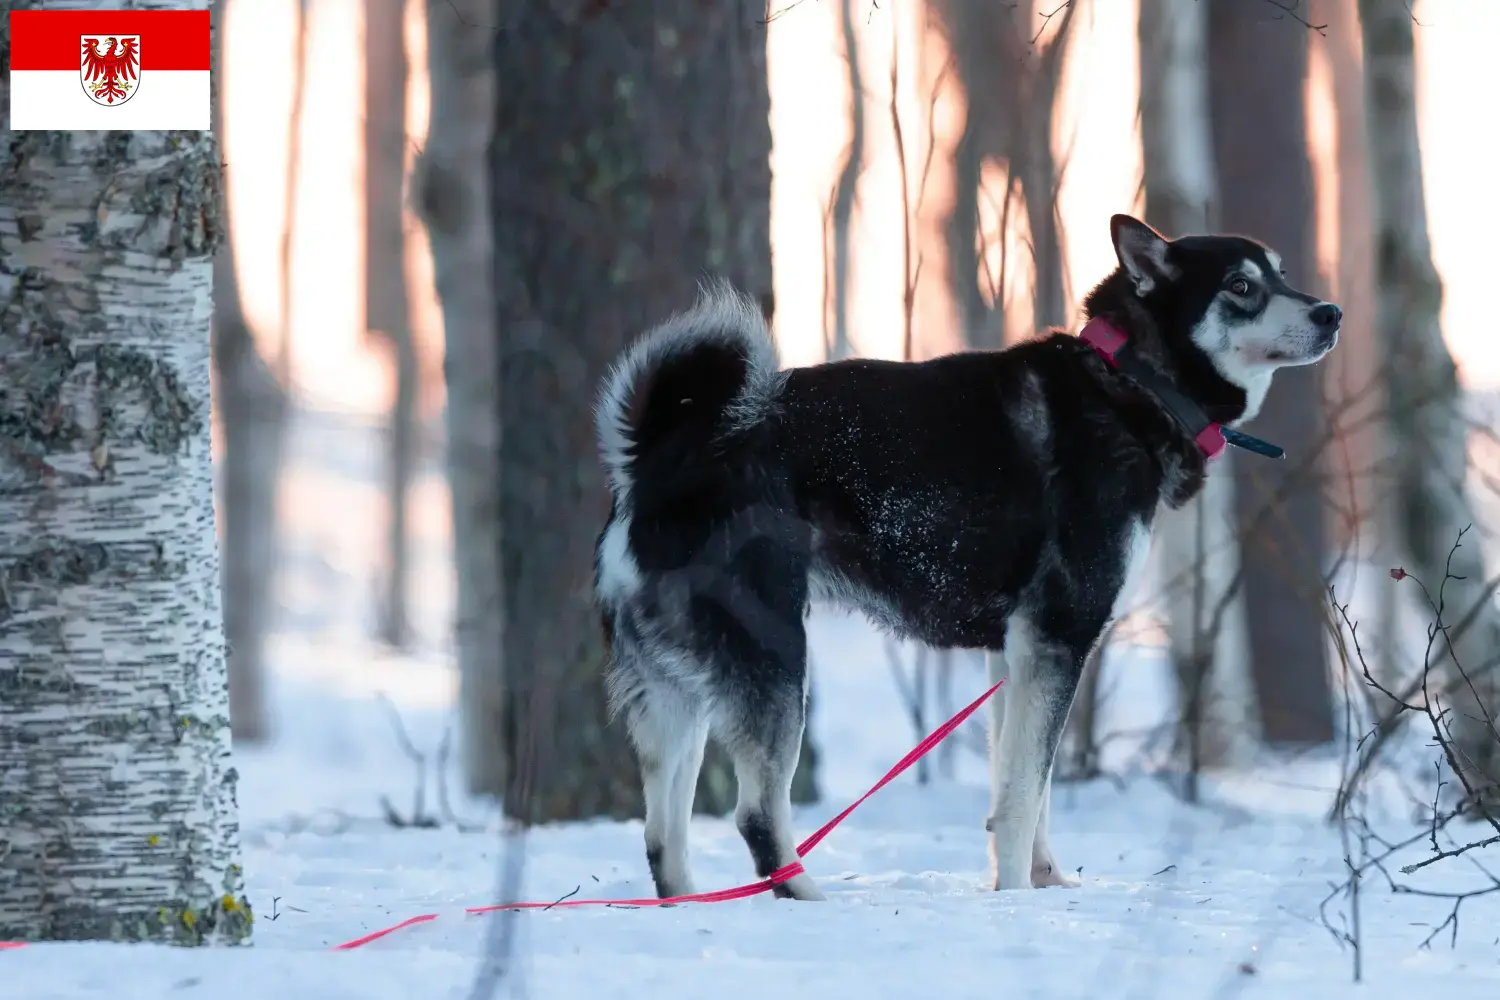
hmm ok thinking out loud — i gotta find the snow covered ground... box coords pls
[7,411,1500,998]
[10,610,1500,999]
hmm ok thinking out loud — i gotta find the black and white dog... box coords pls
[593,215,1339,899]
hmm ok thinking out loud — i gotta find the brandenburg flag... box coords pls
[8,8,210,130]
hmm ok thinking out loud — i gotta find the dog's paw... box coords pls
[772,874,827,901]
[1030,861,1080,889]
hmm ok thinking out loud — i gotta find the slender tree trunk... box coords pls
[932,0,1012,349]
[415,0,504,797]
[1360,0,1500,805]
[945,109,1000,347]
[1014,0,1072,332]
[212,0,286,745]
[492,1,808,822]
[935,0,1072,346]
[278,0,308,386]
[365,0,416,650]
[0,0,249,943]
[1319,0,1397,687]
[1138,0,1214,234]
[1138,0,1256,779]
[829,0,864,362]
[1208,1,1333,745]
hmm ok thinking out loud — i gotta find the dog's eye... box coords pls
[1228,277,1250,296]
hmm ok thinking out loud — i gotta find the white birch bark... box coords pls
[1360,0,1500,803]
[414,0,504,796]
[0,0,248,944]
[1138,0,1258,770]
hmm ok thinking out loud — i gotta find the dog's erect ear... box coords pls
[1110,214,1176,296]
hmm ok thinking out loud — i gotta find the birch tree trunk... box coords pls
[366,0,416,650]
[1138,0,1257,778]
[0,0,249,944]
[1360,0,1500,805]
[414,0,505,797]
[213,0,286,744]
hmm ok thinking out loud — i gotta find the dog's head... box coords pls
[1104,214,1340,424]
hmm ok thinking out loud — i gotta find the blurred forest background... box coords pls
[212,0,1500,827]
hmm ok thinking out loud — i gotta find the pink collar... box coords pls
[1079,317,1227,460]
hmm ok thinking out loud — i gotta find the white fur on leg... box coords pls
[986,646,1028,889]
[985,646,1010,842]
[667,721,709,871]
[986,619,1055,891]
[1029,765,1078,888]
[634,701,706,897]
[642,765,694,896]
[985,645,1009,778]
[732,759,825,901]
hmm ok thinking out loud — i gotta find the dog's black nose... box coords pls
[1310,302,1342,329]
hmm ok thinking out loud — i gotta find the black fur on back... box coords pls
[592,242,1267,691]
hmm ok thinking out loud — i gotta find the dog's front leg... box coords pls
[986,643,1039,891]
[984,647,1021,885]
[1028,765,1078,887]
[987,617,1083,890]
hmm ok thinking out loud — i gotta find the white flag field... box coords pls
[7,8,210,130]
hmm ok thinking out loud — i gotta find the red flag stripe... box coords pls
[8,10,210,71]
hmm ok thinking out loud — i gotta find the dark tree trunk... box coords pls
[490,2,814,822]
[364,0,417,650]
[933,0,1072,347]
[1138,0,1257,785]
[935,0,1013,349]
[1207,2,1333,744]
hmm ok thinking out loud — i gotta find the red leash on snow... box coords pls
[0,679,1002,954]
[332,677,1004,950]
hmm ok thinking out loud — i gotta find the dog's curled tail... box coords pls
[595,279,785,502]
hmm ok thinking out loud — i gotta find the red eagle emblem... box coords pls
[80,35,140,106]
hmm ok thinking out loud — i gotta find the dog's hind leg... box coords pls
[718,678,824,902]
[705,580,823,902]
[987,614,1089,890]
[623,677,709,899]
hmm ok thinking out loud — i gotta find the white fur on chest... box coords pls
[1109,519,1153,623]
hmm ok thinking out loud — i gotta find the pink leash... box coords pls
[0,679,1003,953]
[335,677,1003,949]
